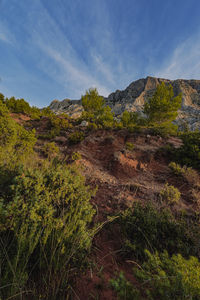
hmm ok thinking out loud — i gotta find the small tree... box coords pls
[81,88,114,128]
[144,82,182,125]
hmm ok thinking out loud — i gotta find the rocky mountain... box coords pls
[49,76,200,130]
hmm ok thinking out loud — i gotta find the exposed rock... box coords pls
[80,120,89,127]
[49,77,200,130]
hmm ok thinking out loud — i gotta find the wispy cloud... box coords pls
[153,32,200,80]
[0,23,14,44]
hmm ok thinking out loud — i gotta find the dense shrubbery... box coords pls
[0,161,96,299]
[1,94,41,119]
[0,100,36,166]
[0,97,96,299]
[111,202,200,299]
[119,203,200,261]
[68,131,85,144]
[111,251,200,300]
[175,131,200,170]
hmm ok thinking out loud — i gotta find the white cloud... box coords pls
[153,32,200,80]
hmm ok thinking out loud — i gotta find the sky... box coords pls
[0,0,200,107]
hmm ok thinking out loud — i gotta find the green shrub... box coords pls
[68,131,85,144]
[134,250,200,300]
[150,122,178,137]
[0,100,36,165]
[42,142,59,159]
[110,272,141,300]
[118,203,200,261]
[0,162,96,299]
[169,162,199,187]
[173,131,200,170]
[71,151,82,161]
[169,161,185,176]
[159,183,181,204]
[125,142,134,151]
[121,111,142,128]
[111,251,200,300]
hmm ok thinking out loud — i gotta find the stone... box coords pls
[48,76,200,131]
[80,120,89,127]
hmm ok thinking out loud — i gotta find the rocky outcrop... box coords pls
[49,76,200,130]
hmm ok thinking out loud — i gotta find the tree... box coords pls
[144,82,182,125]
[82,88,105,113]
[81,88,114,128]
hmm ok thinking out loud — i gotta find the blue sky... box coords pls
[0,0,200,107]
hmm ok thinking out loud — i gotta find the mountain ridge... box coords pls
[49,76,200,130]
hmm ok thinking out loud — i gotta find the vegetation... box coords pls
[159,183,181,204]
[68,131,85,144]
[81,88,114,128]
[118,203,200,261]
[175,131,200,170]
[111,251,200,300]
[144,82,182,125]
[125,142,134,151]
[0,97,96,299]
[42,141,59,159]
[0,85,200,299]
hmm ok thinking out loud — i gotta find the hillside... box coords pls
[49,76,200,130]
[0,87,200,299]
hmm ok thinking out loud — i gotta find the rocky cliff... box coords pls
[49,76,200,130]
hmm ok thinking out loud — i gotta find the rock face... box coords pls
[49,76,200,130]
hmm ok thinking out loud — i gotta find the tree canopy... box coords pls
[144,82,182,124]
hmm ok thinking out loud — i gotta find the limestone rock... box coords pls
[49,76,200,131]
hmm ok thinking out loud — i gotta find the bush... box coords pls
[134,250,200,300]
[68,131,85,144]
[71,151,82,161]
[174,131,200,170]
[121,110,145,129]
[159,183,181,204]
[150,122,178,137]
[118,203,200,261]
[125,142,134,151]
[169,162,199,187]
[42,142,59,159]
[169,162,185,176]
[0,100,36,165]
[0,162,96,299]
[110,272,140,300]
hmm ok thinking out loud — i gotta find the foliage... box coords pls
[150,122,178,137]
[0,161,96,299]
[42,142,59,159]
[125,142,134,151]
[121,111,146,128]
[159,183,181,204]
[174,131,200,170]
[119,203,200,261]
[71,151,82,161]
[144,82,182,125]
[68,131,85,144]
[0,100,36,165]
[169,162,199,187]
[110,272,141,300]
[134,250,200,300]
[3,95,41,119]
[81,88,114,128]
